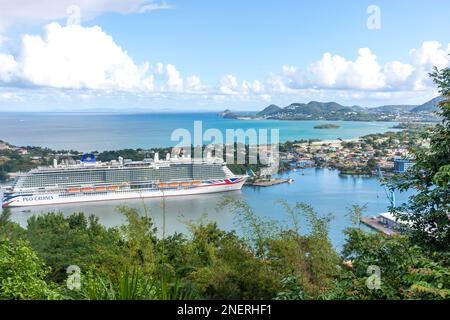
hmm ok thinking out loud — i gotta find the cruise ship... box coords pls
[1,153,248,208]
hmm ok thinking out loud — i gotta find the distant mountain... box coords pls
[365,96,444,114]
[218,109,237,119]
[221,101,377,121]
[411,96,445,113]
[219,109,259,119]
[368,105,417,113]
[257,104,282,116]
[282,101,363,114]
[261,101,369,120]
[219,97,444,122]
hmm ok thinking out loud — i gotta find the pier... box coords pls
[362,215,400,236]
[247,178,293,187]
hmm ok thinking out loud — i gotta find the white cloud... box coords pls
[305,48,386,90]
[219,74,239,94]
[0,21,448,111]
[185,75,203,91]
[242,80,265,94]
[266,73,290,93]
[154,62,164,75]
[260,94,271,102]
[383,61,415,89]
[165,64,184,92]
[408,41,450,90]
[1,23,155,91]
[0,0,171,32]
[0,22,204,96]
[0,53,17,82]
[275,42,449,94]
[410,41,449,68]
[0,91,24,102]
[219,75,268,96]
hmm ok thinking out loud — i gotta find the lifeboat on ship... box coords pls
[158,182,168,188]
[67,188,80,193]
[81,187,94,192]
[180,181,192,187]
[95,186,107,192]
[168,182,180,187]
[107,185,119,191]
[191,181,201,186]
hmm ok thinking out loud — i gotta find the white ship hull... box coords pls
[2,178,247,208]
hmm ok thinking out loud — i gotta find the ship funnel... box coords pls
[53,159,58,168]
[206,151,212,159]
[166,153,170,161]
[154,152,159,162]
[118,156,124,166]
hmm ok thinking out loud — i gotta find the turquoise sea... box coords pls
[1,112,409,248]
[0,112,399,151]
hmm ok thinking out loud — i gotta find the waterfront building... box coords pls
[394,159,415,173]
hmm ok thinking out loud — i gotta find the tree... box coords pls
[25,212,127,282]
[346,204,368,230]
[367,158,378,171]
[0,207,26,241]
[388,66,450,251]
[117,206,158,272]
[186,222,282,300]
[0,239,61,299]
[335,228,450,300]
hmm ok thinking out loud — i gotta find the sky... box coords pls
[0,0,449,111]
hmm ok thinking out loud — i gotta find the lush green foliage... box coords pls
[1,199,449,300]
[388,67,450,251]
[327,229,450,300]
[0,239,61,299]
[0,199,343,300]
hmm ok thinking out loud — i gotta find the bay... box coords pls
[1,112,407,249]
[9,168,412,249]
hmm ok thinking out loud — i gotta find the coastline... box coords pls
[1,116,425,185]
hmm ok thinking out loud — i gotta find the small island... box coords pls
[314,124,341,129]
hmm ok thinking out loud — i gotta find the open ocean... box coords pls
[1,112,408,248]
[0,112,399,151]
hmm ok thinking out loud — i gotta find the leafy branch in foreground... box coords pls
[0,239,61,300]
[387,66,450,251]
[73,267,196,300]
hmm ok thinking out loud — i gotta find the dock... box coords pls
[247,178,293,187]
[362,216,399,236]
